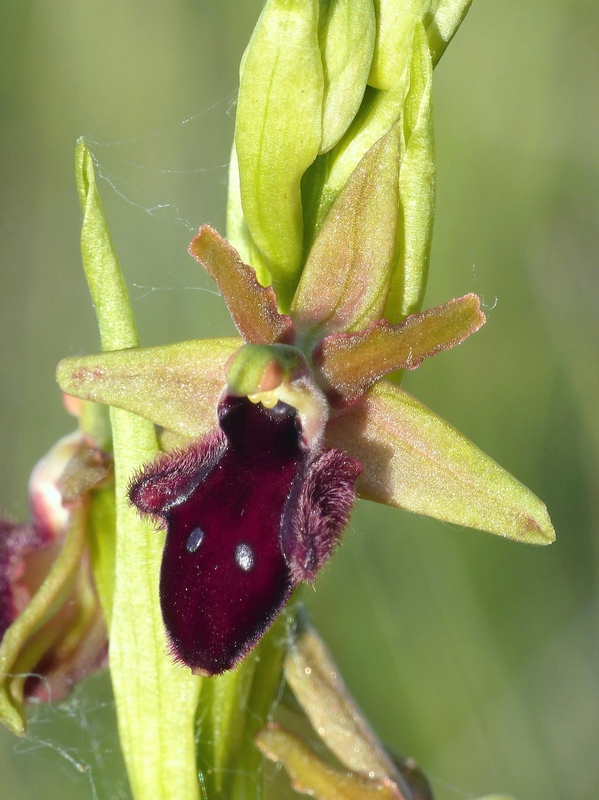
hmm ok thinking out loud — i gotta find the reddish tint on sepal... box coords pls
[129,395,360,676]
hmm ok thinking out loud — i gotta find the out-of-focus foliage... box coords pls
[0,1,597,799]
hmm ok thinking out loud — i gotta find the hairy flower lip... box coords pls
[129,394,360,676]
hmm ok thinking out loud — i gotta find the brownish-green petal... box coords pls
[326,381,555,545]
[316,294,485,403]
[56,338,241,439]
[291,126,401,340]
[255,724,405,800]
[189,225,294,345]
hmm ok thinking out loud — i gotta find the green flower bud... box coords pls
[234,0,324,309]
[317,0,376,154]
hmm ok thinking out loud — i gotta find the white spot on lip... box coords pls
[186,527,205,553]
[235,543,254,572]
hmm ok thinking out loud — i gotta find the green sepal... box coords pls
[57,338,242,439]
[327,381,555,545]
[74,141,202,800]
[368,0,472,88]
[369,0,425,91]
[235,0,324,310]
[292,125,401,340]
[301,18,414,248]
[226,143,252,266]
[318,0,376,154]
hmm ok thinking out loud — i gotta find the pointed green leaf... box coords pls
[74,141,202,800]
[318,0,376,154]
[326,381,555,544]
[57,338,241,439]
[235,0,323,309]
[317,295,485,402]
[292,126,401,339]
[255,724,405,800]
[189,225,294,344]
[75,139,138,352]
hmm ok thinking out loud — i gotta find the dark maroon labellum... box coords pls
[129,395,360,676]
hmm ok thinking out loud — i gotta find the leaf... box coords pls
[326,381,555,544]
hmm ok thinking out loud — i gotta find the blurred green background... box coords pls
[1,2,598,798]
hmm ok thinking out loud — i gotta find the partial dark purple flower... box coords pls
[130,394,360,676]
[0,432,110,733]
[0,519,52,642]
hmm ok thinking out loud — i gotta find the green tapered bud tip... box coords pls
[225,344,305,399]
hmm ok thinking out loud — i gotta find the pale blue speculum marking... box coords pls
[186,527,205,553]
